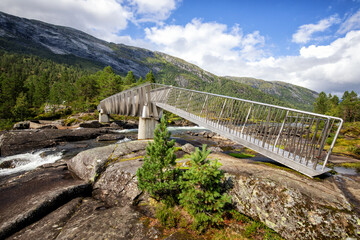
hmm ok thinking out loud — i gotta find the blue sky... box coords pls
[0,0,360,95]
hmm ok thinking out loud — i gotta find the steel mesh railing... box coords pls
[149,84,343,177]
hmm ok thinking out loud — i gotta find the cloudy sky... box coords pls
[0,0,360,95]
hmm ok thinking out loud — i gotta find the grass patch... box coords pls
[118,155,144,162]
[140,206,284,240]
[338,162,360,173]
[243,147,258,155]
[228,152,255,158]
[324,122,360,159]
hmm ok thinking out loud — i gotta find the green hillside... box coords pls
[0,11,320,129]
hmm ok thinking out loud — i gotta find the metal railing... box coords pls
[98,83,343,177]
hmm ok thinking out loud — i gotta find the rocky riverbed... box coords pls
[0,120,359,239]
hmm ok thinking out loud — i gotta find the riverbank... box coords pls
[0,119,359,239]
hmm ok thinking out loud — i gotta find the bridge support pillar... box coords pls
[99,109,110,123]
[138,117,157,139]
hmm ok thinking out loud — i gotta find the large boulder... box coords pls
[96,134,125,142]
[215,153,360,240]
[79,120,103,128]
[93,158,144,206]
[0,128,111,157]
[12,121,30,130]
[181,143,195,154]
[67,140,150,183]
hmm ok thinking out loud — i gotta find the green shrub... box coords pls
[155,204,181,228]
[347,145,360,155]
[179,145,231,232]
[0,119,14,130]
[137,116,181,206]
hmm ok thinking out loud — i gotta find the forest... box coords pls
[0,52,155,129]
[313,91,360,122]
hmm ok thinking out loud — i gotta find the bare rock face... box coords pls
[93,159,144,207]
[67,140,150,183]
[8,198,83,240]
[0,164,91,239]
[216,153,360,240]
[55,198,160,240]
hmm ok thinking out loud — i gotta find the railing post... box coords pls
[217,99,227,126]
[240,104,252,136]
[200,95,208,118]
[274,110,289,151]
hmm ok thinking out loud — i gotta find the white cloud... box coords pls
[292,15,340,44]
[338,9,360,34]
[228,31,360,94]
[145,19,265,66]
[129,0,180,23]
[146,17,360,94]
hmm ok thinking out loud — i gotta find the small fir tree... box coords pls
[124,71,136,85]
[145,70,156,83]
[136,116,180,206]
[12,92,30,121]
[179,145,231,232]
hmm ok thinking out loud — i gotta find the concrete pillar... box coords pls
[138,117,157,139]
[99,109,110,123]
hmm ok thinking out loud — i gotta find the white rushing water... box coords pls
[116,137,132,144]
[0,126,207,177]
[0,149,63,176]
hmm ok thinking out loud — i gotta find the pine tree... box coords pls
[145,70,156,83]
[12,92,30,121]
[136,116,180,206]
[313,91,329,114]
[179,145,231,232]
[124,71,136,85]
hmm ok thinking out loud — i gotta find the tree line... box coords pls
[0,52,155,125]
[314,91,360,122]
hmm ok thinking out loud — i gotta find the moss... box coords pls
[228,152,255,158]
[118,155,144,162]
[338,162,360,173]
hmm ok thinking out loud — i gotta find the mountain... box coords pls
[224,77,318,110]
[0,11,317,110]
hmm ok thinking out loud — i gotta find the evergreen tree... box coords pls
[124,71,136,85]
[179,145,231,232]
[96,66,122,99]
[313,91,329,114]
[136,116,180,206]
[145,70,156,83]
[341,91,359,122]
[12,92,30,120]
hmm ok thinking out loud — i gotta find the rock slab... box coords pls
[67,140,150,183]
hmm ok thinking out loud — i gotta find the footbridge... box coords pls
[97,83,343,177]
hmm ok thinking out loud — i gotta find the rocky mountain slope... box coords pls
[225,76,318,109]
[0,11,317,110]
